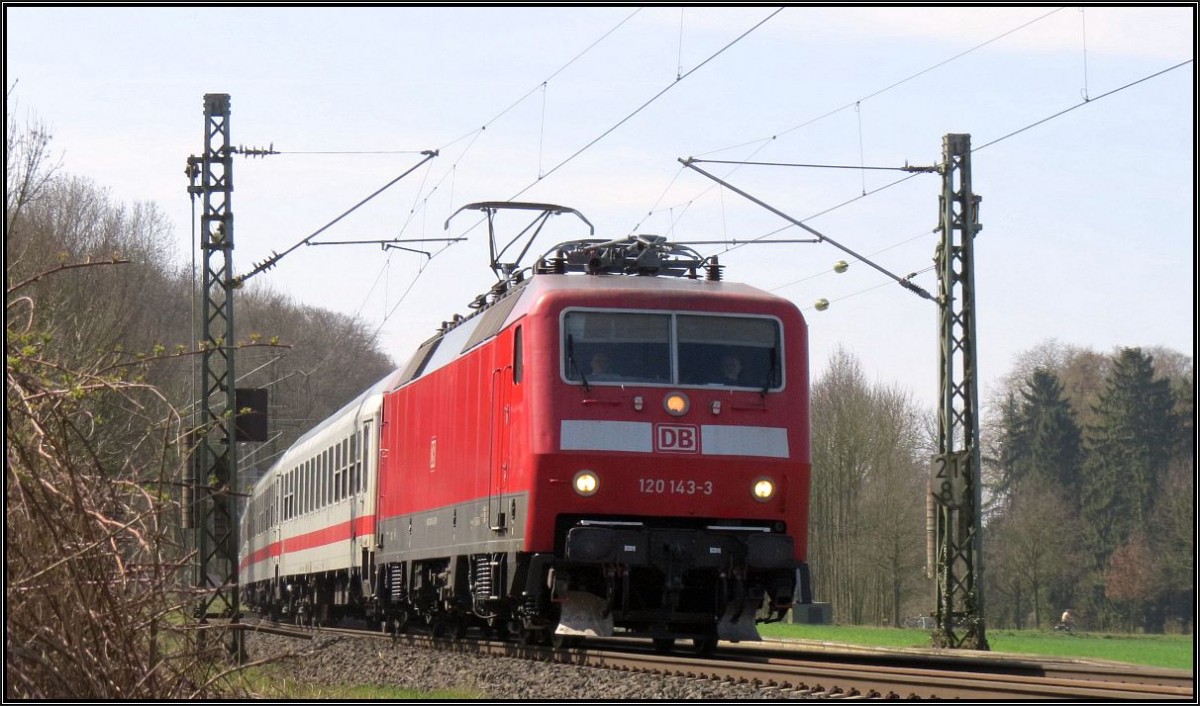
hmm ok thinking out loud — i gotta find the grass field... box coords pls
[759,623,1195,671]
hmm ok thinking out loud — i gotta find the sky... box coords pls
[6,6,1195,413]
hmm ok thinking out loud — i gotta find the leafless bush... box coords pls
[5,271,251,699]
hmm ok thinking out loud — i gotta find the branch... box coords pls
[7,258,132,295]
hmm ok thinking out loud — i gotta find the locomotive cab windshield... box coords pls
[562,309,783,390]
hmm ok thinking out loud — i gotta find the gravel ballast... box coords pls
[244,631,811,700]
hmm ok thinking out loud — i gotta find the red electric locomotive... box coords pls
[241,203,812,652]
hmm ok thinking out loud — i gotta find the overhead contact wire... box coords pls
[511,7,785,197]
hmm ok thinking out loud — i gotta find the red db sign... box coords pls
[656,424,699,453]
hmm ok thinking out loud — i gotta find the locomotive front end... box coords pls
[525,277,812,650]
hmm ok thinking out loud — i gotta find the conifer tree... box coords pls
[993,369,1083,510]
[1019,369,1084,502]
[1080,348,1177,565]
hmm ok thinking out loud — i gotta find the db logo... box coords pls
[655,424,699,454]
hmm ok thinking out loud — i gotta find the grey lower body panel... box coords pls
[374,491,530,564]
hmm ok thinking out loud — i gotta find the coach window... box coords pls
[329,446,337,501]
[321,456,328,507]
[323,448,333,502]
[334,446,342,501]
[333,444,340,501]
[344,438,355,497]
[327,451,333,505]
[343,439,351,497]
[322,448,330,502]
[312,458,320,510]
[309,459,316,513]
[349,434,358,494]
[336,441,346,499]
[305,460,312,514]
[563,311,670,385]
[324,451,333,506]
[321,452,330,506]
[361,423,372,492]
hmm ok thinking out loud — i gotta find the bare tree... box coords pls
[856,385,929,627]
[5,87,60,241]
[809,348,931,626]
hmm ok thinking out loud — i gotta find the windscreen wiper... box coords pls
[761,347,778,397]
[567,334,590,392]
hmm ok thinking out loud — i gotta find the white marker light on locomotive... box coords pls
[573,470,599,496]
[663,392,689,416]
[752,477,775,502]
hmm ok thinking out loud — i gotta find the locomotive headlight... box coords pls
[663,391,690,416]
[752,477,776,502]
[573,470,599,497]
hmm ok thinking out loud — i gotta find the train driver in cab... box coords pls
[589,351,618,381]
[717,352,744,386]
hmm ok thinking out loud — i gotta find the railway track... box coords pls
[237,619,1193,700]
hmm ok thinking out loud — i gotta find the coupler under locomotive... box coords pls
[538,521,803,650]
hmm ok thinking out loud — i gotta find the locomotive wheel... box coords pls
[387,612,409,636]
[549,631,582,649]
[652,637,676,654]
[518,624,540,645]
[690,636,718,656]
[486,617,511,641]
[451,619,468,640]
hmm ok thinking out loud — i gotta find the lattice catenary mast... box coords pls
[184,93,243,657]
[931,133,988,650]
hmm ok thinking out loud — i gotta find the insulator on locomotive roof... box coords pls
[706,257,723,281]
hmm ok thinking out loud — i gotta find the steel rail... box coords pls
[236,619,1194,700]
